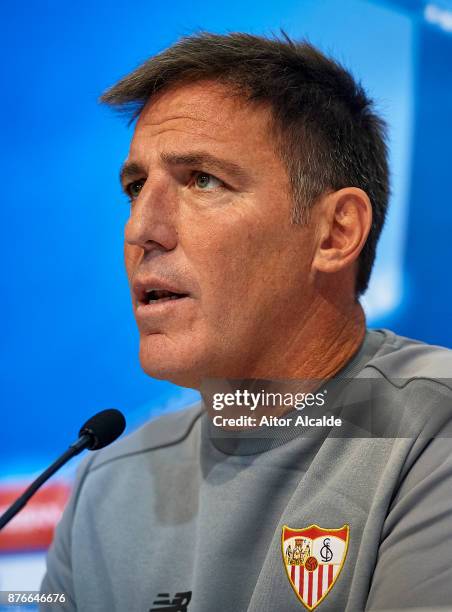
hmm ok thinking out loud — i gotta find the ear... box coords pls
[312,187,372,275]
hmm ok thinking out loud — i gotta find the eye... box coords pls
[126,179,145,200]
[193,172,223,191]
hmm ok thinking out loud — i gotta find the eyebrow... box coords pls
[119,150,250,189]
[119,161,146,188]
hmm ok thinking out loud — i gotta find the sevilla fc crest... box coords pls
[282,524,349,610]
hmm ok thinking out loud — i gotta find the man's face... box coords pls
[122,80,319,388]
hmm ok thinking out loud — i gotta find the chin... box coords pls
[138,335,204,389]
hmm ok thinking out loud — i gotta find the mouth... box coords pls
[141,288,189,305]
[133,278,192,317]
[135,287,192,325]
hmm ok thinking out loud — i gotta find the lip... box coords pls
[135,295,192,318]
[132,276,193,324]
[132,276,191,307]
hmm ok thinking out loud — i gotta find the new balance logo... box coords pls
[150,591,192,611]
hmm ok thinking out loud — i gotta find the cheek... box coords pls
[186,223,268,314]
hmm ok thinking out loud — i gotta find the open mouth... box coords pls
[144,289,189,304]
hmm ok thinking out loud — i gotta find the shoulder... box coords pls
[86,401,205,473]
[66,402,204,514]
[364,328,452,393]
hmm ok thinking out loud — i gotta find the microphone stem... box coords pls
[0,434,92,531]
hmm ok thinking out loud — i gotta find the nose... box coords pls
[124,179,178,253]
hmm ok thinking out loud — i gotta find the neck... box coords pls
[249,293,366,381]
[201,295,366,424]
[286,298,366,381]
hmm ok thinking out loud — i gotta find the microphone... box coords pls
[0,409,126,531]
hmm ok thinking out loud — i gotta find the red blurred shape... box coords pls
[0,482,71,551]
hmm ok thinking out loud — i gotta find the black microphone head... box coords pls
[79,409,126,450]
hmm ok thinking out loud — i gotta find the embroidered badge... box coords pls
[282,524,349,610]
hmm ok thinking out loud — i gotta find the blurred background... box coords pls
[1,0,451,598]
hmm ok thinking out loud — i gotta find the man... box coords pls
[41,31,452,611]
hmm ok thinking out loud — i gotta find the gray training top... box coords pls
[41,329,452,611]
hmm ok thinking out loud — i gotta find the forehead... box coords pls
[130,80,275,155]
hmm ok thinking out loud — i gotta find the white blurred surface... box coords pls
[0,553,46,591]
